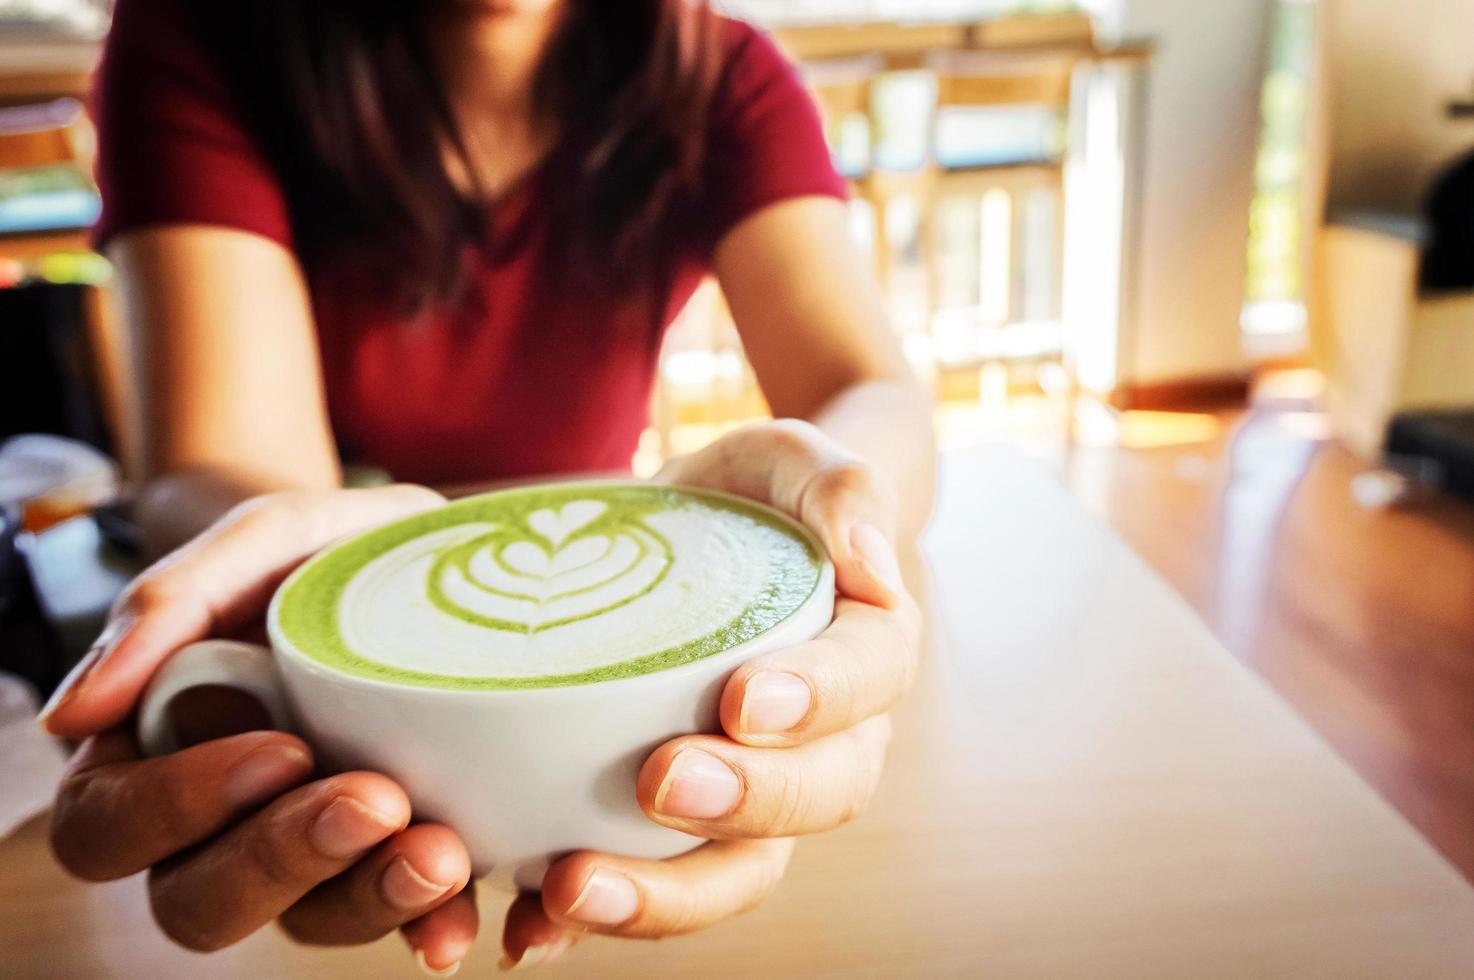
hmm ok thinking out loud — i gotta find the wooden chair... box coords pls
[920,47,1077,346]
[777,12,1095,66]
[790,12,1097,324]
[804,55,883,185]
[803,55,892,287]
[971,11,1095,52]
[779,22,970,69]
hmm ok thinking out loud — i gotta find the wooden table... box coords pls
[6,446,1474,978]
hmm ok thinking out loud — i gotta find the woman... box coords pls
[42,0,933,972]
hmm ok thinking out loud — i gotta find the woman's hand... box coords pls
[40,421,921,972]
[41,485,483,974]
[500,419,922,968]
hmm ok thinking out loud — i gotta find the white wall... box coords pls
[1323,0,1474,215]
[1105,0,1273,385]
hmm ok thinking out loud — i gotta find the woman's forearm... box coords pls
[810,377,936,541]
[110,229,346,558]
[709,199,936,539]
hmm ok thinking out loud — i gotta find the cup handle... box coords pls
[136,640,298,757]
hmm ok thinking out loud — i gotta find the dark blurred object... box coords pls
[0,510,66,698]
[1386,409,1474,503]
[92,496,142,558]
[0,282,111,453]
[0,503,18,618]
[1420,148,1474,292]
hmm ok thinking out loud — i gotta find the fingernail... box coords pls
[37,615,133,729]
[381,856,454,912]
[36,646,101,730]
[309,797,401,859]
[850,523,903,595]
[565,869,639,926]
[223,743,313,807]
[741,672,812,734]
[653,748,741,819]
[415,949,462,977]
[498,936,572,971]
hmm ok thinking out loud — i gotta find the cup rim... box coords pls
[265,480,835,698]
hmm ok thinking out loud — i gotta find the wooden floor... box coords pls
[1031,388,1474,882]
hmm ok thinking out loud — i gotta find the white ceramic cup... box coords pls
[135,505,834,890]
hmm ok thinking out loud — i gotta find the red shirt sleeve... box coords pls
[91,0,293,250]
[701,19,848,246]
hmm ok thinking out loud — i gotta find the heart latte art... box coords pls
[425,498,673,633]
[272,484,827,690]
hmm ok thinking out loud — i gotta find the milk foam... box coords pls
[273,485,826,689]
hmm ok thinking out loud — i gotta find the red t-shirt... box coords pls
[92,1,844,486]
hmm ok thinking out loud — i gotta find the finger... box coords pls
[660,419,904,608]
[278,824,471,946]
[402,886,480,976]
[51,729,314,882]
[636,716,891,839]
[147,772,409,952]
[501,893,578,970]
[39,483,445,740]
[542,838,795,939]
[720,597,921,746]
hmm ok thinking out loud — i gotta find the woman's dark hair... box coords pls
[201,1,720,313]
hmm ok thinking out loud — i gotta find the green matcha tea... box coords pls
[272,483,826,690]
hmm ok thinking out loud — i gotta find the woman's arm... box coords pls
[108,226,342,554]
[713,196,935,539]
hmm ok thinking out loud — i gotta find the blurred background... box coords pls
[3,0,1474,888]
